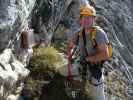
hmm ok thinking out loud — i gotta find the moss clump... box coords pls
[32,46,67,69]
[29,46,67,79]
[23,46,69,100]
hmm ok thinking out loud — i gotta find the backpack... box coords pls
[90,26,113,60]
[79,26,113,61]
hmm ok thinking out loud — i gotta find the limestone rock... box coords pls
[0,49,29,99]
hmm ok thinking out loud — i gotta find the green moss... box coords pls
[23,46,70,100]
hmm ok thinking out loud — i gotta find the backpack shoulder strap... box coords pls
[90,26,97,47]
[79,26,97,48]
[78,27,89,56]
[82,28,88,56]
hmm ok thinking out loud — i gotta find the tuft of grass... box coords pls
[25,46,68,100]
[32,46,67,69]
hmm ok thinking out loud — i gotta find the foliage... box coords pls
[23,46,68,100]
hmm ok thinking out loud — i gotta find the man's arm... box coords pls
[86,43,109,62]
[86,27,110,62]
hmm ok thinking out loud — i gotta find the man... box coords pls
[67,4,109,100]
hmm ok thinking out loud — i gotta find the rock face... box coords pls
[0,49,29,99]
[0,0,35,51]
[0,0,35,99]
[30,0,74,44]
[0,0,133,99]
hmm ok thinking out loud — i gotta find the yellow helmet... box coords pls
[80,5,96,16]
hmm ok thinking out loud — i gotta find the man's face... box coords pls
[80,16,94,28]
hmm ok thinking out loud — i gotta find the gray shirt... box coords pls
[68,26,109,56]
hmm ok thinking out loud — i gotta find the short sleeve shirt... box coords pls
[67,26,109,56]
